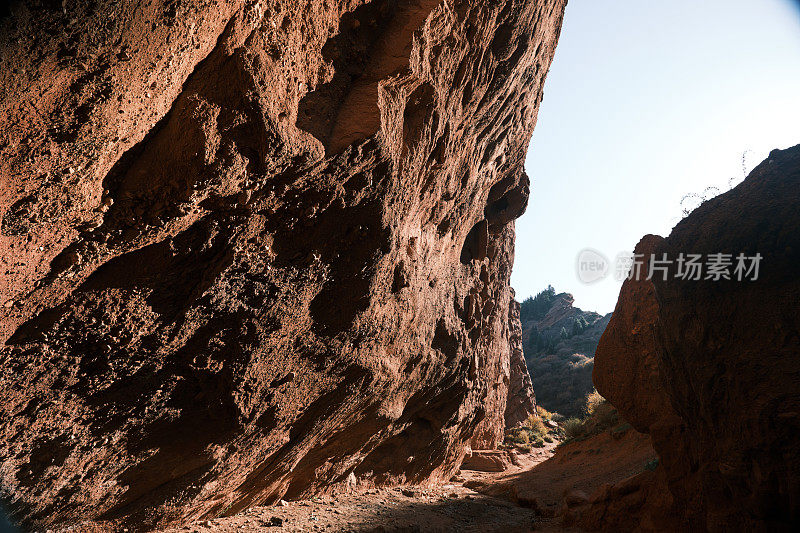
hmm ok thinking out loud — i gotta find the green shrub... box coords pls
[595,403,619,428]
[581,390,619,432]
[558,390,627,445]
[525,415,549,438]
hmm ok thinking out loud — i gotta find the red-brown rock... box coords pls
[578,467,678,532]
[469,427,659,522]
[0,0,566,530]
[593,235,689,507]
[593,145,800,531]
[594,235,675,434]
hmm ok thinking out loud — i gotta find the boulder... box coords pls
[461,450,518,472]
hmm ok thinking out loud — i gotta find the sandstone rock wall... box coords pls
[0,0,565,529]
[593,145,800,531]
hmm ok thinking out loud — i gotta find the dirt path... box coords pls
[159,443,568,533]
[161,486,539,532]
[160,429,654,532]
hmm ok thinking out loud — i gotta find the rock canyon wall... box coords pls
[594,145,800,531]
[0,0,561,529]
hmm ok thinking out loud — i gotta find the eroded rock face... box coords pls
[0,0,565,529]
[590,236,686,531]
[594,235,666,431]
[593,145,800,531]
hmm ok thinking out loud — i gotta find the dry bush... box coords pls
[562,418,585,440]
[504,413,557,449]
[536,406,553,421]
[526,415,549,437]
[558,390,622,444]
[506,428,530,445]
[585,389,604,415]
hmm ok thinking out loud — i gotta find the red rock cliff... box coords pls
[0,0,565,529]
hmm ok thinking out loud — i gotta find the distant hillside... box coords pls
[520,286,611,417]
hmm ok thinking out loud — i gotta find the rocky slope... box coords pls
[593,145,800,531]
[0,0,563,530]
[521,290,611,417]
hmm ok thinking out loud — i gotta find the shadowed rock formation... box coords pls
[593,145,800,531]
[0,0,564,530]
[505,297,537,428]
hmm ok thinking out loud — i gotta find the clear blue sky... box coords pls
[512,0,800,313]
